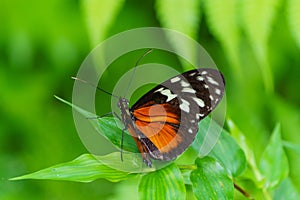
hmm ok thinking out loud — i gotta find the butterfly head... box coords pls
[117,97,129,110]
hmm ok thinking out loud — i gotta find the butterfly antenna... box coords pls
[124,49,153,96]
[71,77,119,99]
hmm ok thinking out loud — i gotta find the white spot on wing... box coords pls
[170,76,180,83]
[180,98,190,113]
[155,88,164,93]
[180,80,189,87]
[215,88,221,95]
[182,87,196,93]
[201,71,208,75]
[197,76,204,81]
[188,128,193,134]
[207,76,219,86]
[193,97,205,107]
[161,89,177,102]
[189,72,196,76]
[209,95,214,101]
[196,113,204,120]
[204,84,209,89]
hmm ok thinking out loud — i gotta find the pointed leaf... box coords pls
[203,0,241,74]
[192,117,246,177]
[55,96,138,153]
[139,164,186,200]
[273,178,300,200]
[283,141,300,155]
[287,0,300,48]
[227,119,264,183]
[155,0,202,70]
[259,124,289,189]
[10,154,132,182]
[81,0,125,47]
[190,157,234,200]
[156,0,201,38]
[241,0,280,92]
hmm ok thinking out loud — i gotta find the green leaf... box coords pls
[241,0,280,93]
[287,0,300,48]
[190,157,234,200]
[55,96,138,153]
[273,178,300,200]
[259,124,289,189]
[156,0,201,38]
[55,95,94,118]
[155,0,202,70]
[283,141,300,155]
[203,0,241,75]
[81,0,125,47]
[96,152,155,173]
[181,169,192,185]
[192,117,246,177]
[227,118,264,183]
[10,154,132,182]
[97,117,138,153]
[139,164,186,200]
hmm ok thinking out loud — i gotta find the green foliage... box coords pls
[139,164,186,200]
[203,0,241,75]
[10,154,133,183]
[8,101,300,199]
[191,157,234,200]
[11,99,244,199]
[273,178,299,200]
[2,0,300,199]
[287,0,300,48]
[156,0,201,39]
[156,0,201,69]
[81,0,125,47]
[259,124,289,189]
[193,118,246,177]
[241,0,280,93]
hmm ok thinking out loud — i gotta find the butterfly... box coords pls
[117,68,225,167]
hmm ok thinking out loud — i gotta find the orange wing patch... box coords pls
[136,121,182,153]
[133,104,179,124]
[133,103,182,153]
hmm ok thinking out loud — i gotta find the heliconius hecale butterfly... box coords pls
[117,67,225,167]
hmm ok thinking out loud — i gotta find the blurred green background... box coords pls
[1,0,300,199]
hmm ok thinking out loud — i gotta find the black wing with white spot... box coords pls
[130,68,225,161]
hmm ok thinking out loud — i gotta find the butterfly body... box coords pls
[118,68,225,167]
[117,97,153,167]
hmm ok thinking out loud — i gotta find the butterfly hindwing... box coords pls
[130,68,225,161]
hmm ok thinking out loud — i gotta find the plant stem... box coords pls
[234,183,254,199]
[262,188,272,200]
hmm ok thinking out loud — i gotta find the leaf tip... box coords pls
[9,176,24,181]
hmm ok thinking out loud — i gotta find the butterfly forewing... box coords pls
[130,68,225,162]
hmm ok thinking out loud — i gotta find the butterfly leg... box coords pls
[132,137,152,167]
[141,145,152,168]
[120,128,126,162]
[120,128,152,167]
